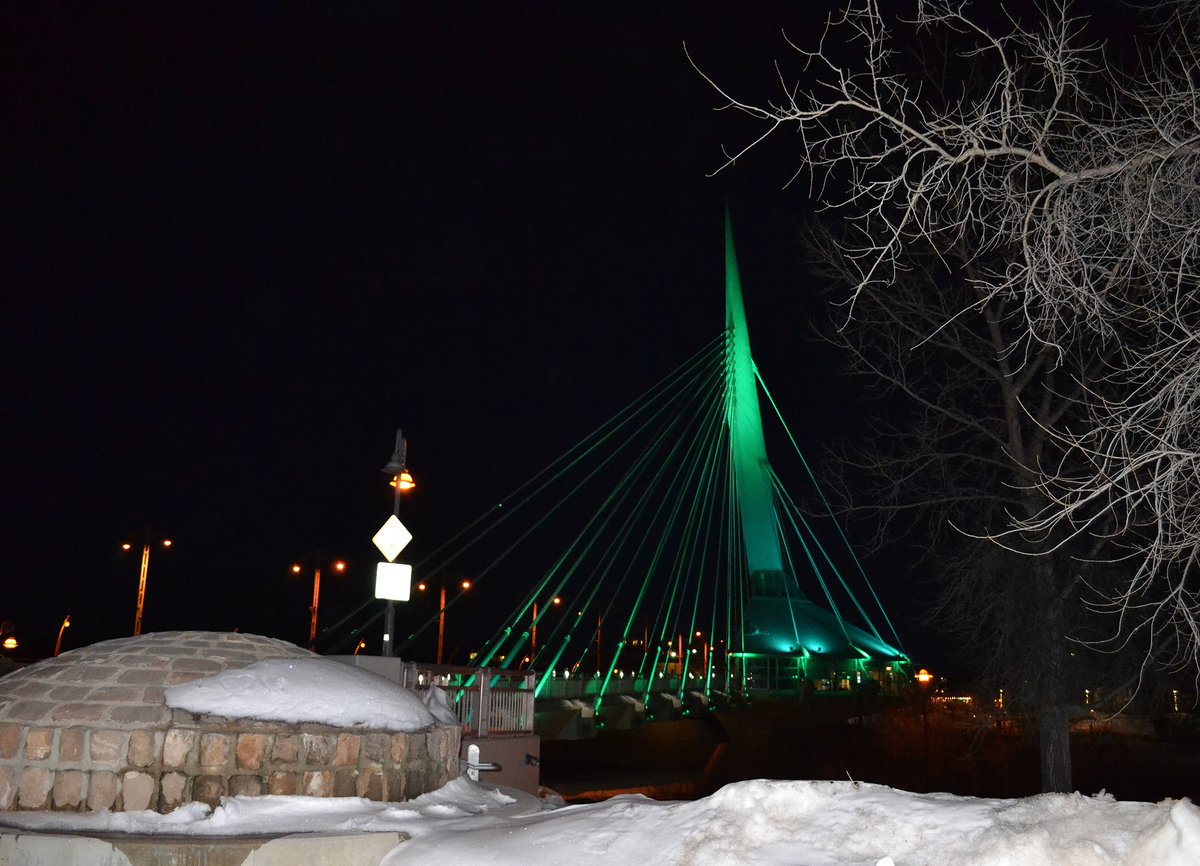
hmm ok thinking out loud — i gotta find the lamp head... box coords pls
[383,430,415,491]
[382,429,409,473]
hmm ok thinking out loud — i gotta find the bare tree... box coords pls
[698,0,1200,788]
[808,226,1114,792]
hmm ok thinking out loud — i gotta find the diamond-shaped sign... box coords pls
[372,515,412,563]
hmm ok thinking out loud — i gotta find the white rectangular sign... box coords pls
[374,561,413,601]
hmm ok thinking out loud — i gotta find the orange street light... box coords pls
[2,637,15,651]
[54,614,71,657]
[292,559,347,650]
[531,596,562,658]
[122,535,172,636]
[382,429,416,500]
[389,470,415,491]
[915,667,934,758]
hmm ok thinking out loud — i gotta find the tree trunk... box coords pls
[1036,560,1072,792]
[1038,692,1071,792]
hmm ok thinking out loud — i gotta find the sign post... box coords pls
[373,513,413,656]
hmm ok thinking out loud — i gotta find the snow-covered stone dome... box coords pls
[0,632,460,813]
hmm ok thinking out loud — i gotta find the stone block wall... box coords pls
[0,713,461,812]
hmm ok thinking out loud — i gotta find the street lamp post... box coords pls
[380,428,415,657]
[417,578,471,665]
[0,621,17,652]
[122,536,172,636]
[692,630,709,683]
[916,667,933,770]
[531,596,561,658]
[54,615,71,657]
[292,559,347,651]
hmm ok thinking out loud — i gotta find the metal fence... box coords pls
[398,662,535,737]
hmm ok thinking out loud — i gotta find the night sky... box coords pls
[6,2,951,665]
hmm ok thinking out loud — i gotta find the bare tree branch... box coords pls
[702,0,1200,671]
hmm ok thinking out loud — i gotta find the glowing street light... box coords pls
[417,578,471,665]
[122,535,172,636]
[915,667,934,760]
[1,620,17,652]
[382,429,416,503]
[54,614,71,657]
[531,596,562,659]
[292,558,347,650]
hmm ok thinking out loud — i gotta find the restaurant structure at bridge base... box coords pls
[732,591,909,696]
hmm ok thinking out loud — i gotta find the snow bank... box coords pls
[2,778,1197,865]
[383,780,1200,866]
[164,656,437,731]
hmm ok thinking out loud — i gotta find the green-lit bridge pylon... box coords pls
[724,213,907,694]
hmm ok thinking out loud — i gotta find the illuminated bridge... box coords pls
[338,214,908,722]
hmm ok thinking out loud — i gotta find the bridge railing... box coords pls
[537,673,686,700]
[398,663,535,737]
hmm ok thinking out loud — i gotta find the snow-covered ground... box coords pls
[2,776,1197,865]
[4,650,1197,864]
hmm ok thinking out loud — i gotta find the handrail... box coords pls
[400,662,535,737]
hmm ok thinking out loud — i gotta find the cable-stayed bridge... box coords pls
[367,213,908,732]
